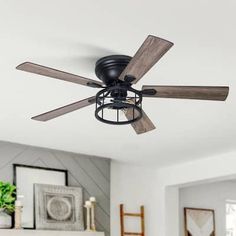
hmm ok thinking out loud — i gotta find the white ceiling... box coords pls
[0,0,236,167]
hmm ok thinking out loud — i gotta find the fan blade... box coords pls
[142,86,229,101]
[16,62,103,88]
[124,107,156,134]
[119,35,173,84]
[32,96,96,121]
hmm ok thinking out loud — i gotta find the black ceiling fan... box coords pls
[16,35,229,134]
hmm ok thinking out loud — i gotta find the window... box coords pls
[226,200,236,236]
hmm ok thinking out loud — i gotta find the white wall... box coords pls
[111,150,236,236]
[110,161,159,236]
[179,180,236,236]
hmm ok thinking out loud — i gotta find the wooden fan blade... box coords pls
[32,96,96,121]
[124,107,156,135]
[119,35,173,84]
[142,86,229,101]
[16,62,103,88]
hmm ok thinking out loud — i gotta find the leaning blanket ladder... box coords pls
[120,204,145,236]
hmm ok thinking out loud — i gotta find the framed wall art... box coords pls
[34,184,84,231]
[184,207,215,236]
[13,164,68,229]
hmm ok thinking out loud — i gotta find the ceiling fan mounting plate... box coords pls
[95,55,131,86]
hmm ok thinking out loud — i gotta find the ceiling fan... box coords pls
[16,35,229,134]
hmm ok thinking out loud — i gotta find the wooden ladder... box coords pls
[120,204,145,236]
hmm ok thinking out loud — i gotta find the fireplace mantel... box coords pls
[0,230,105,236]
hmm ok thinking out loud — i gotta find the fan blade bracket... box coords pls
[86,81,103,88]
[124,75,136,83]
[88,97,96,103]
[141,89,157,96]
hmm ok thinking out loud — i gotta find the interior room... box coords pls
[0,1,235,236]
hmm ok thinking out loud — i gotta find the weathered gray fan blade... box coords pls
[142,85,229,101]
[32,96,96,121]
[119,35,173,84]
[16,62,103,88]
[123,107,156,134]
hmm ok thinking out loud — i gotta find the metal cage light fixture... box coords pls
[95,85,143,125]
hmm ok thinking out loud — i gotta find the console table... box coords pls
[0,230,105,236]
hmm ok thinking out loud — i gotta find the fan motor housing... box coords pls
[95,55,131,86]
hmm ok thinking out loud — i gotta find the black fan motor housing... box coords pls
[95,55,131,86]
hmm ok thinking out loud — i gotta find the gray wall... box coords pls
[0,140,110,235]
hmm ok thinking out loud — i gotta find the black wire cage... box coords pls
[95,85,143,125]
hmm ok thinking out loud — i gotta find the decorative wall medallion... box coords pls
[35,184,84,231]
[47,196,72,221]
